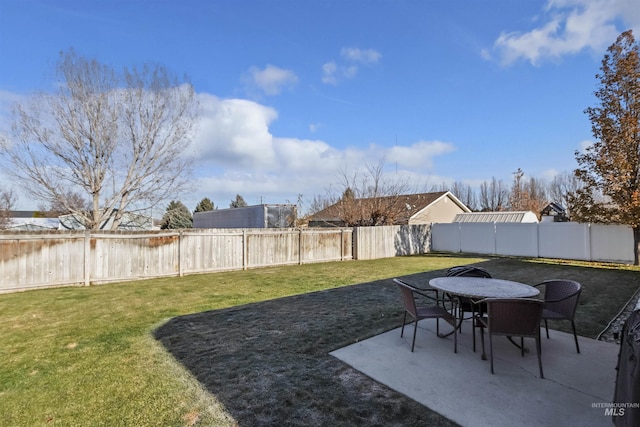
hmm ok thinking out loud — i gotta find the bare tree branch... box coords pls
[1,50,198,230]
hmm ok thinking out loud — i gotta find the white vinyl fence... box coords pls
[432,222,635,264]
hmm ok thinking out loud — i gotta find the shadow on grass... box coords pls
[154,273,458,426]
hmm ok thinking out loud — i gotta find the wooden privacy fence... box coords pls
[0,228,355,293]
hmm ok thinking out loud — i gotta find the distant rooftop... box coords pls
[453,211,539,223]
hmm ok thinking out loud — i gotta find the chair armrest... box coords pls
[411,287,439,303]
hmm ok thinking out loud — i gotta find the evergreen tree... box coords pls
[161,200,192,229]
[194,197,215,213]
[230,194,248,208]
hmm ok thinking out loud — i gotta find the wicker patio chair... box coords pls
[477,298,544,378]
[446,265,492,352]
[393,278,458,353]
[534,279,582,353]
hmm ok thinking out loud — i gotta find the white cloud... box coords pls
[0,89,456,211]
[244,64,298,96]
[388,140,456,169]
[322,47,382,85]
[321,61,338,85]
[190,94,279,169]
[340,47,382,64]
[540,168,560,181]
[309,123,322,133]
[491,0,640,66]
[186,93,453,210]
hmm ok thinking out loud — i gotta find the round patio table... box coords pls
[428,277,540,358]
[428,277,540,300]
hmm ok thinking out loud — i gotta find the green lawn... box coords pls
[1,254,638,426]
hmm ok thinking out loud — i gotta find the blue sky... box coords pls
[1,0,639,213]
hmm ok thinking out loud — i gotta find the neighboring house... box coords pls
[308,191,471,227]
[5,211,59,231]
[193,204,297,229]
[540,202,569,222]
[453,211,539,223]
[58,210,155,230]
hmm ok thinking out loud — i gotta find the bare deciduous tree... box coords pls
[508,168,548,216]
[320,160,411,226]
[479,177,508,211]
[40,191,90,217]
[446,181,477,211]
[0,188,16,229]
[549,171,584,214]
[0,50,198,230]
[509,168,526,211]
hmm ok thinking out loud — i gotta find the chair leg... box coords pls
[472,315,476,352]
[411,318,418,352]
[544,319,549,338]
[479,324,486,360]
[454,317,458,354]
[400,312,407,338]
[489,333,494,374]
[571,321,580,353]
[520,337,525,357]
[536,334,544,379]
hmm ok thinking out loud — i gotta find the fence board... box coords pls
[431,224,461,253]
[459,223,496,255]
[495,223,539,257]
[590,224,634,263]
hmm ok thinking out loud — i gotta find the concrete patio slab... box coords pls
[331,319,620,427]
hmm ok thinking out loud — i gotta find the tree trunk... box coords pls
[634,226,640,266]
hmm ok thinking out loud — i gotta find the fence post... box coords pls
[352,227,358,260]
[84,230,91,286]
[178,230,184,277]
[243,229,248,270]
[299,229,303,265]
